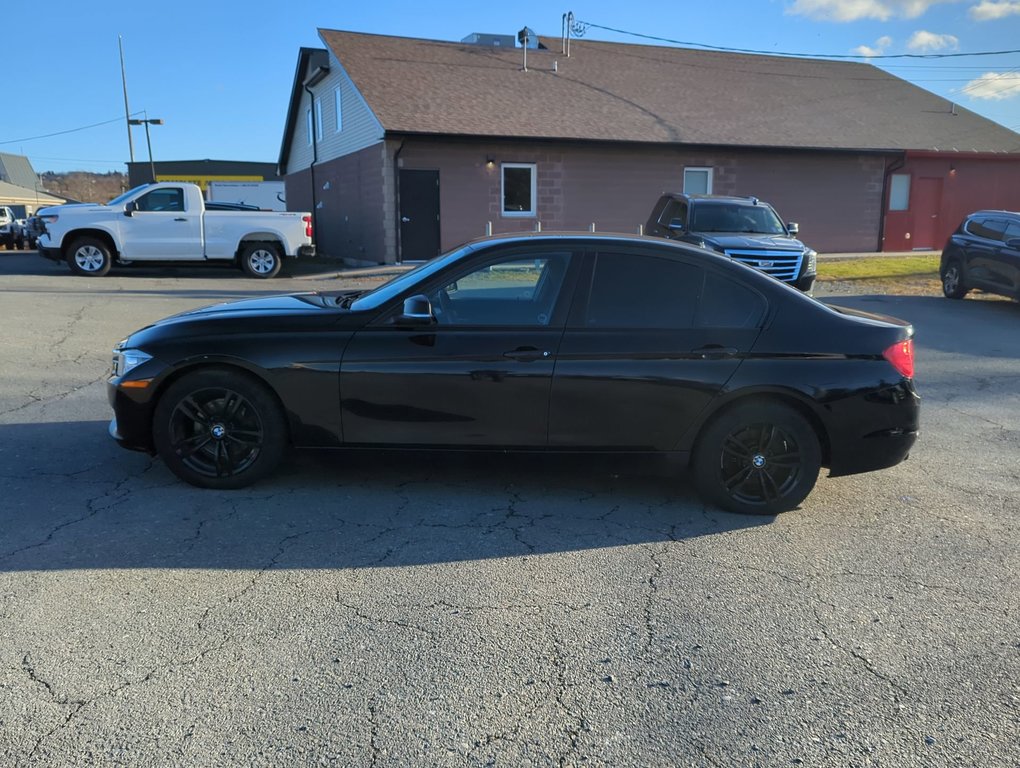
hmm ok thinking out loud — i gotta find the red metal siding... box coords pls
[882,155,1020,251]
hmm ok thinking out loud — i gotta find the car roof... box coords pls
[660,193,769,206]
[966,209,1020,219]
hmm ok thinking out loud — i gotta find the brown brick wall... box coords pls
[399,139,887,255]
[284,143,388,262]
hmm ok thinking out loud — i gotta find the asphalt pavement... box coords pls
[0,251,1017,767]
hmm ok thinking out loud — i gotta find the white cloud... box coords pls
[854,35,894,55]
[907,30,960,50]
[960,72,1020,100]
[969,1,1020,20]
[787,0,958,21]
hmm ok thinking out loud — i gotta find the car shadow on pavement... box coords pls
[0,421,772,573]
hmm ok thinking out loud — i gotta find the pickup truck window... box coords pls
[136,188,185,213]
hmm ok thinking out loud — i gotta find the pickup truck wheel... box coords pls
[67,237,112,277]
[152,368,287,489]
[240,243,282,278]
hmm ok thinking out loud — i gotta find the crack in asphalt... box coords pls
[642,545,667,656]
[811,607,909,701]
[0,471,140,563]
[0,375,107,419]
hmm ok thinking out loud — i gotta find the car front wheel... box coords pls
[152,368,287,489]
[941,259,968,299]
[67,236,113,276]
[692,401,821,515]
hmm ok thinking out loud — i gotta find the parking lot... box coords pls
[1,250,1017,767]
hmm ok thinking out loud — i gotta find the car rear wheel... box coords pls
[152,368,287,489]
[941,259,968,299]
[239,242,282,278]
[67,236,112,277]
[693,401,821,515]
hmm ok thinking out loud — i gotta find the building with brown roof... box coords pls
[278,29,1020,262]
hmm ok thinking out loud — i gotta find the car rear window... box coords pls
[697,271,767,328]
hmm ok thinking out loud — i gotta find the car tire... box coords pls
[152,368,288,489]
[239,242,282,279]
[692,401,821,515]
[941,259,968,299]
[67,236,113,277]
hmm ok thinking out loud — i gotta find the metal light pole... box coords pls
[128,114,164,182]
[119,36,135,163]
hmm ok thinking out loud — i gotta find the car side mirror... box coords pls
[667,217,685,233]
[124,201,138,217]
[395,294,435,325]
[787,222,799,236]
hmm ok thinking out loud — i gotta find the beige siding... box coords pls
[286,52,384,174]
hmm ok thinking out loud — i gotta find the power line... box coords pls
[573,19,1020,60]
[0,113,142,146]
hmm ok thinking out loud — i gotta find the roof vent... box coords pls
[461,33,516,48]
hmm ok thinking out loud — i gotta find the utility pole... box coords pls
[119,35,135,163]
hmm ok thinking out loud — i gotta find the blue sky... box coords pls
[3,0,1019,175]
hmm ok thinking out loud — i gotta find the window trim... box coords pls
[683,167,714,195]
[315,98,323,142]
[501,162,537,218]
[334,86,343,133]
[889,173,911,212]
[305,107,312,147]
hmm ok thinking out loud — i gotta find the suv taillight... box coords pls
[303,215,313,239]
[883,339,914,379]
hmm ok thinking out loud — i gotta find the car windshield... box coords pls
[107,186,152,206]
[350,244,475,312]
[691,204,787,234]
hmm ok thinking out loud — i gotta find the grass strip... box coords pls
[817,255,939,281]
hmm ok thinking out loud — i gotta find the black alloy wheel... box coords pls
[153,369,287,489]
[693,402,821,515]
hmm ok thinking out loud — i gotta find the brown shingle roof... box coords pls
[318,29,1020,154]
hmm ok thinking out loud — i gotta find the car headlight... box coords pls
[804,249,817,275]
[112,346,152,377]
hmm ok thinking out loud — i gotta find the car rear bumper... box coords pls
[826,380,920,477]
[298,244,316,258]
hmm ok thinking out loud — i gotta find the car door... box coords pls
[548,249,766,450]
[120,186,203,260]
[963,217,1010,290]
[339,247,580,447]
[1000,221,1020,294]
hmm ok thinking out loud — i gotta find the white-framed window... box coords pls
[315,98,323,142]
[683,167,713,195]
[501,163,537,217]
[334,86,343,133]
[889,173,910,211]
[305,107,312,146]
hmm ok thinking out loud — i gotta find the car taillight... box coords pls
[883,339,914,379]
[303,215,313,239]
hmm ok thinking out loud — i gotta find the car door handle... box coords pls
[693,346,739,360]
[401,216,412,223]
[174,217,188,222]
[503,347,550,362]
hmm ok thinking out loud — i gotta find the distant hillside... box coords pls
[40,171,127,203]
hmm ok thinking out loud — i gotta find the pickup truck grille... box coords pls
[724,249,804,283]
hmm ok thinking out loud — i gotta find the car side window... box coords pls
[1003,221,1020,242]
[135,188,185,213]
[967,218,1008,241]
[697,271,767,328]
[657,199,688,229]
[584,252,701,328]
[426,251,572,326]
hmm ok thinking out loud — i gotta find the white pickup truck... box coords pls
[36,182,315,278]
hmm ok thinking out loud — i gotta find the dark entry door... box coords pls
[399,170,440,261]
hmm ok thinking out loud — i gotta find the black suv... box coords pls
[940,210,1020,301]
[645,194,817,292]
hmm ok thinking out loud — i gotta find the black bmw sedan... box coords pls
[108,233,919,515]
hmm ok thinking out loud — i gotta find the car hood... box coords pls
[166,292,351,321]
[37,202,111,216]
[701,233,807,251]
